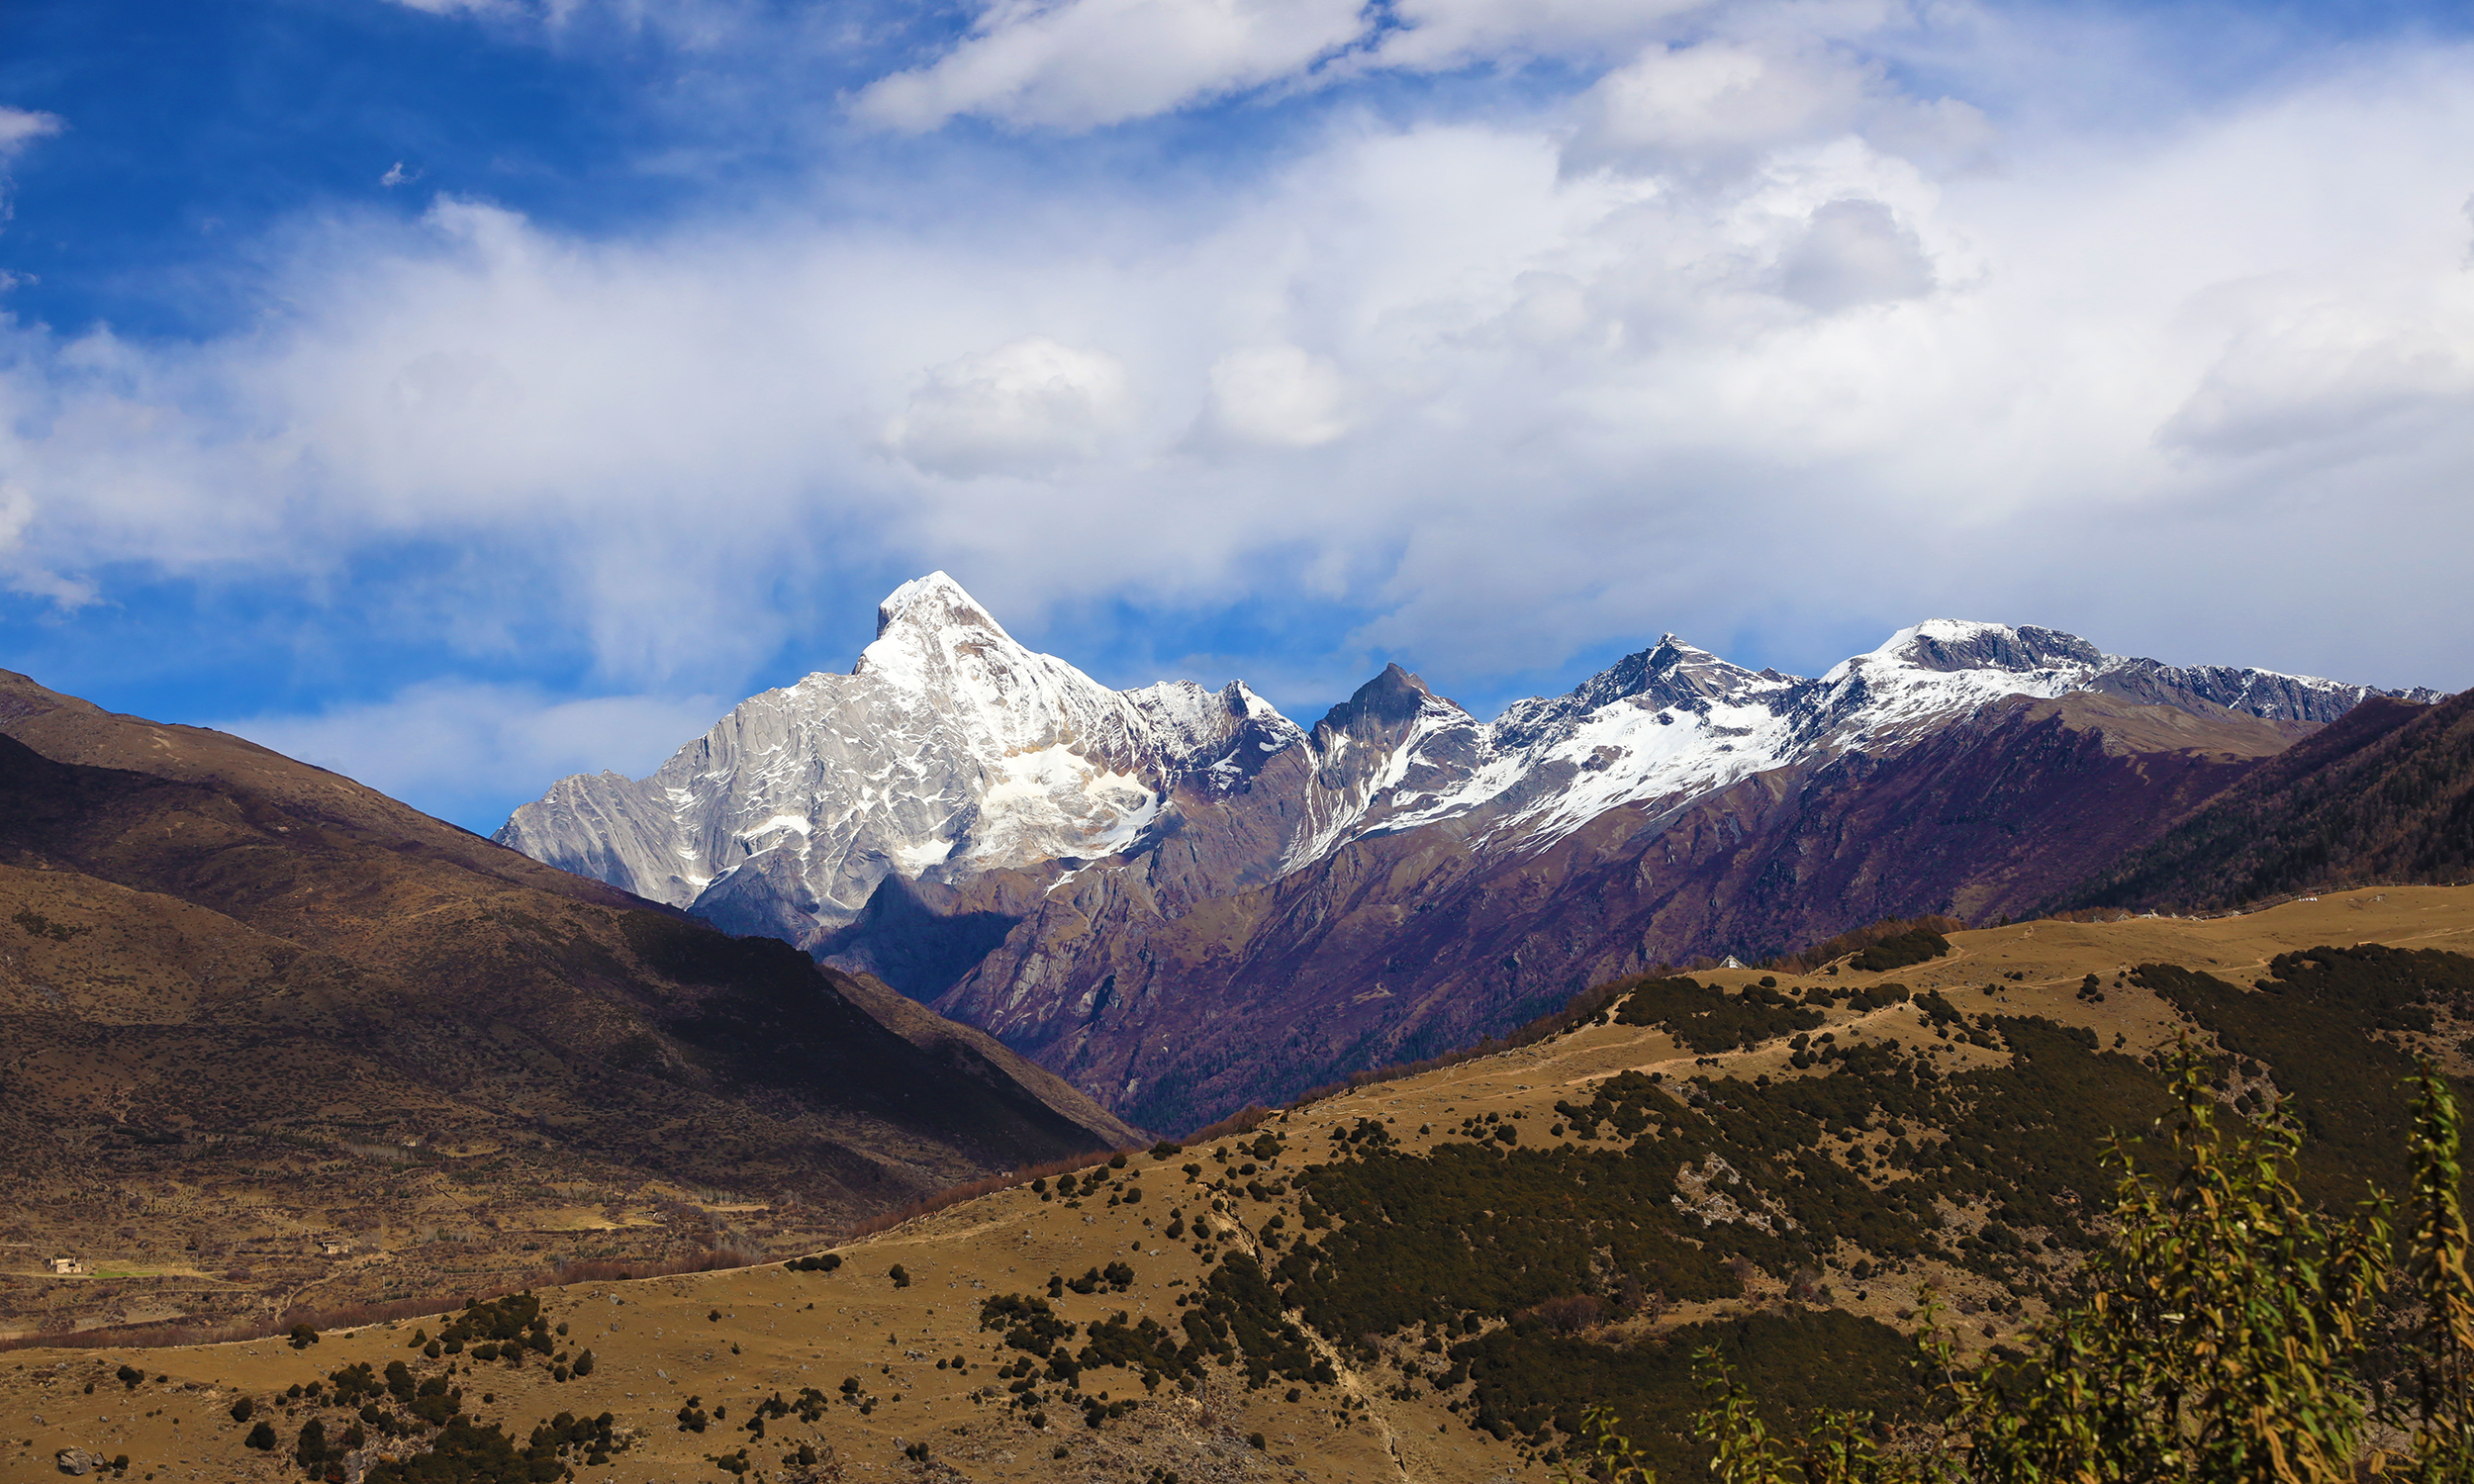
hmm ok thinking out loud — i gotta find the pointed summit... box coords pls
[875,571,1014,645]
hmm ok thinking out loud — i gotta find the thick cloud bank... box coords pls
[5,2,2472,826]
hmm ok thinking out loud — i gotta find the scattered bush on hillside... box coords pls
[1845,927,1951,974]
[1228,983,2258,1473]
[1613,977,1824,1053]
[1563,1057,2474,1483]
[1771,916,1964,974]
[2134,943,2474,1211]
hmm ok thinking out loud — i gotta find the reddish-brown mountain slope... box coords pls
[929,691,2301,1131]
[0,672,1135,1338]
[2062,688,2473,911]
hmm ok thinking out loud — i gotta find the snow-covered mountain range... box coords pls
[496,574,2446,1130]
[497,572,2423,947]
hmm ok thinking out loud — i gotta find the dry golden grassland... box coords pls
[7,884,2472,1484]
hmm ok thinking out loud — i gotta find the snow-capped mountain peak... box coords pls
[498,583,2432,960]
[496,574,1311,939]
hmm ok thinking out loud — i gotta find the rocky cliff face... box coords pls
[499,573,1312,945]
[500,579,2438,1128]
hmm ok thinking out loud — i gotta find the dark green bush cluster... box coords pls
[722,1387,830,1438]
[1189,1252,1331,1388]
[1614,977,1824,1054]
[428,1292,553,1365]
[1838,981,1914,1012]
[783,1252,842,1272]
[1326,1116,1396,1151]
[1459,1307,1920,1468]
[1059,1260,1136,1295]
[981,1292,1078,1357]
[359,1417,538,1484]
[2134,944,2474,1210]
[1077,1311,1194,1389]
[1845,928,1950,973]
[527,1411,622,1471]
[321,1357,459,1430]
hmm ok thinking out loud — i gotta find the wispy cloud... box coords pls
[0,107,64,158]
[216,682,729,830]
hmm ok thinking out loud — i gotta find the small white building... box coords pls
[48,1256,86,1275]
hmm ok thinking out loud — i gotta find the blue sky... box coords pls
[1,0,2470,833]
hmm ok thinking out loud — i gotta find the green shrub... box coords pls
[1845,928,1950,974]
[1561,1057,2474,1484]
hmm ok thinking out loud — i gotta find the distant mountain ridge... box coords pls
[499,575,2421,941]
[498,575,2439,1130]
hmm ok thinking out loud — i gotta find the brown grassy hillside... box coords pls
[0,673,1138,1344]
[10,886,2468,1484]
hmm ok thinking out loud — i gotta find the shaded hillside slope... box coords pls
[930,690,2300,1132]
[0,672,1135,1338]
[12,889,2473,1484]
[2062,688,2474,912]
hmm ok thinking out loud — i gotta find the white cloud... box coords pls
[219,683,728,827]
[0,107,64,158]
[1194,344,1352,448]
[852,0,1368,132]
[1362,0,1705,72]
[2159,295,2474,458]
[1775,197,1935,311]
[0,16,2470,761]
[1570,40,1872,173]
[883,336,1136,477]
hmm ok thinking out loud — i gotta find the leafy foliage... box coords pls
[1562,1055,2474,1483]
